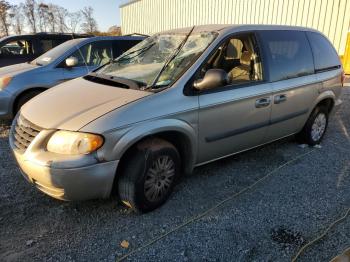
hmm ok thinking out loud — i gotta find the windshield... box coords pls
[97,30,217,89]
[31,38,86,66]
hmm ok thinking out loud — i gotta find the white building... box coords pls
[120,0,350,72]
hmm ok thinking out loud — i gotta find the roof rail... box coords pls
[35,32,94,37]
[123,33,149,37]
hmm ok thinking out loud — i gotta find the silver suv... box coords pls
[0,36,144,119]
[10,25,344,212]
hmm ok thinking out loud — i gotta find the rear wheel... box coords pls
[296,106,329,146]
[14,90,43,115]
[118,138,181,213]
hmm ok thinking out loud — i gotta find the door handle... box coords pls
[274,94,287,104]
[255,97,271,108]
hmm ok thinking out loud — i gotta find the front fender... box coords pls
[102,118,198,172]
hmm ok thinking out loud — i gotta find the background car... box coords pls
[0,33,92,68]
[0,35,145,119]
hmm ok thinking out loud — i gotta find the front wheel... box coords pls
[118,138,181,213]
[296,106,329,146]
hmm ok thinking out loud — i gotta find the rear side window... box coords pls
[259,31,314,81]
[306,32,340,72]
[0,39,34,56]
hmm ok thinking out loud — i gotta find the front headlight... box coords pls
[47,131,104,155]
[0,76,12,90]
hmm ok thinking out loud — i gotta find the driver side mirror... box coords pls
[65,57,78,68]
[193,69,228,91]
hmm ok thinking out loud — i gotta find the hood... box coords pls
[21,77,151,131]
[0,62,38,77]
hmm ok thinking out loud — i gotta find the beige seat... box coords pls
[100,49,111,65]
[228,51,252,83]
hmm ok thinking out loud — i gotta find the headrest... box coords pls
[240,51,252,66]
[226,39,243,59]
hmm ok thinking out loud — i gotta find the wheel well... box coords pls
[111,131,194,195]
[316,98,334,113]
[13,88,47,115]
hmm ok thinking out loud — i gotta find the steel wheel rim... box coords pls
[144,155,175,202]
[311,113,327,142]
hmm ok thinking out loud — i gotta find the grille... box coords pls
[12,114,42,153]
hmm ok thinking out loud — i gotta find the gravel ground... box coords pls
[0,86,349,262]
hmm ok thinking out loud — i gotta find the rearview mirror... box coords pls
[65,57,78,68]
[193,69,228,91]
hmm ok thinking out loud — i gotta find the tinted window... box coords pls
[38,39,54,53]
[113,40,141,58]
[260,31,314,81]
[306,32,340,72]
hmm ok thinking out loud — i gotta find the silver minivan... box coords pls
[0,36,144,119]
[10,25,344,212]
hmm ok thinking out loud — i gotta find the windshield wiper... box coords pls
[144,26,195,91]
[115,42,156,63]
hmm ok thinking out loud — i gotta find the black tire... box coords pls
[118,138,181,213]
[14,90,43,115]
[296,106,329,146]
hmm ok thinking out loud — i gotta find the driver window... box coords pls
[69,41,113,67]
[200,34,263,88]
[0,40,33,57]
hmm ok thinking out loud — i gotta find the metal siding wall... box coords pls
[121,0,350,54]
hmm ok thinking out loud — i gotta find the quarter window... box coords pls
[260,31,314,81]
[306,32,340,72]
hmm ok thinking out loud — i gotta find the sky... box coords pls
[10,0,129,31]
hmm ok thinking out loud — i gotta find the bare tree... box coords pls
[10,4,25,34]
[55,6,68,33]
[3,1,100,35]
[81,6,98,33]
[107,25,121,36]
[37,3,49,32]
[45,4,56,32]
[67,11,81,33]
[24,0,37,33]
[0,0,11,36]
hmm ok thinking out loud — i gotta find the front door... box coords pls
[196,33,272,164]
[62,40,114,81]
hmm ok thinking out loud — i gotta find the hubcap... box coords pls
[311,113,327,142]
[144,155,175,202]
